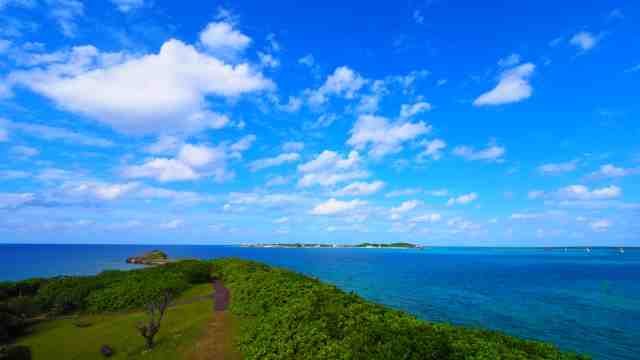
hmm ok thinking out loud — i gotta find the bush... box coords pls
[0,345,31,360]
[34,277,100,314]
[211,258,589,360]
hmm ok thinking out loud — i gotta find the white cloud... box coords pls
[570,31,599,51]
[390,200,420,214]
[333,181,384,196]
[47,0,84,37]
[265,175,291,187]
[249,153,300,172]
[282,141,304,152]
[409,213,442,223]
[0,170,30,180]
[10,145,39,158]
[590,219,611,232]
[0,118,113,147]
[511,213,543,220]
[123,143,231,182]
[230,134,256,152]
[453,142,505,162]
[348,114,431,158]
[419,138,446,160]
[10,39,273,134]
[122,158,200,182]
[310,198,365,215]
[0,127,7,142]
[298,54,315,67]
[497,53,521,67]
[61,180,140,201]
[447,193,478,206]
[399,101,432,119]
[589,164,638,179]
[307,66,366,106]
[556,185,621,200]
[257,52,279,68]
[473,63,535,106]
[110,0,144,12]
[199,21,251,57]
[538,160,578,175]
[298,150,366,188]
[278,96,302,112]
[625,64,640,73]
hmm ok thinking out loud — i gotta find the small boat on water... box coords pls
[586,247,591,253]
[619,247,625,254]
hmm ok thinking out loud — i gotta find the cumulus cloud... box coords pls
[249,153,300,172]
[453,142,505,162]
[497,53,521,67]
[333,181,384,196]
[570,31,599,52]
[199,21,251,57]
[473,63,535,106]
[409,213,442,223]
[399,101,432,119]
[230,134,256,152]
[122,143,231,182]
[298,150,367,188]
[419,138,446,160]
[348,114,431,158]
[447,193,478,206]
[47,0,84,37]
[390,200,422,216]
[10,39,273,134]
[538,160,578,175]
[307,66,366,106]
[556,185,621,200]
[588,164,638,179]
[310,198,366,215]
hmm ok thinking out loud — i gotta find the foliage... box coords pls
[17,287,213,359]
[0,345,31,360]
[135,291,172,349]
[0,280,46,302]
[211,258,590,360]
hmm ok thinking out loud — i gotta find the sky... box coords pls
[0,0,639,246]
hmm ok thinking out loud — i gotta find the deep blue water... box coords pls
[1,244,639,360]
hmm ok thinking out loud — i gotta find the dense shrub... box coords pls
[0,280,45,302]
[211,258,589,360]
[35,277,101,314]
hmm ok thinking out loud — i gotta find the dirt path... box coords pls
[187,279,242,360]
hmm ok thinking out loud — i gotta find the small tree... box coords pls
[135,291,172,349]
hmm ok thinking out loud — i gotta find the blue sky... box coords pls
[0,0,639,245]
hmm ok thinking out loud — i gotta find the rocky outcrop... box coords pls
[126,250,169,265]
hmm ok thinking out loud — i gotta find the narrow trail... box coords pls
[187,278,242,360]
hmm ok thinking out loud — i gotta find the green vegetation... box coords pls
[212,258,589,360]
[2,258,591,359]
[17,284,213,359]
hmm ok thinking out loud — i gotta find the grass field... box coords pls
[18,284,214,360]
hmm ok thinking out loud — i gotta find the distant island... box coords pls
[242,242,423,249]
[126,250,170,265]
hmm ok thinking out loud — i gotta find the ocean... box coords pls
[1,244,638,360]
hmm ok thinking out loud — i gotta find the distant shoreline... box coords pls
[240,242,424,249]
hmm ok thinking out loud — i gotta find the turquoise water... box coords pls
[1,244,638,360]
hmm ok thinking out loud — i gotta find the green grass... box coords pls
[18,284,213,360]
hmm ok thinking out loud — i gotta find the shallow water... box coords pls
[1,244,638,360]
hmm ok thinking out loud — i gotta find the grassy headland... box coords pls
[1,258,588,359]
